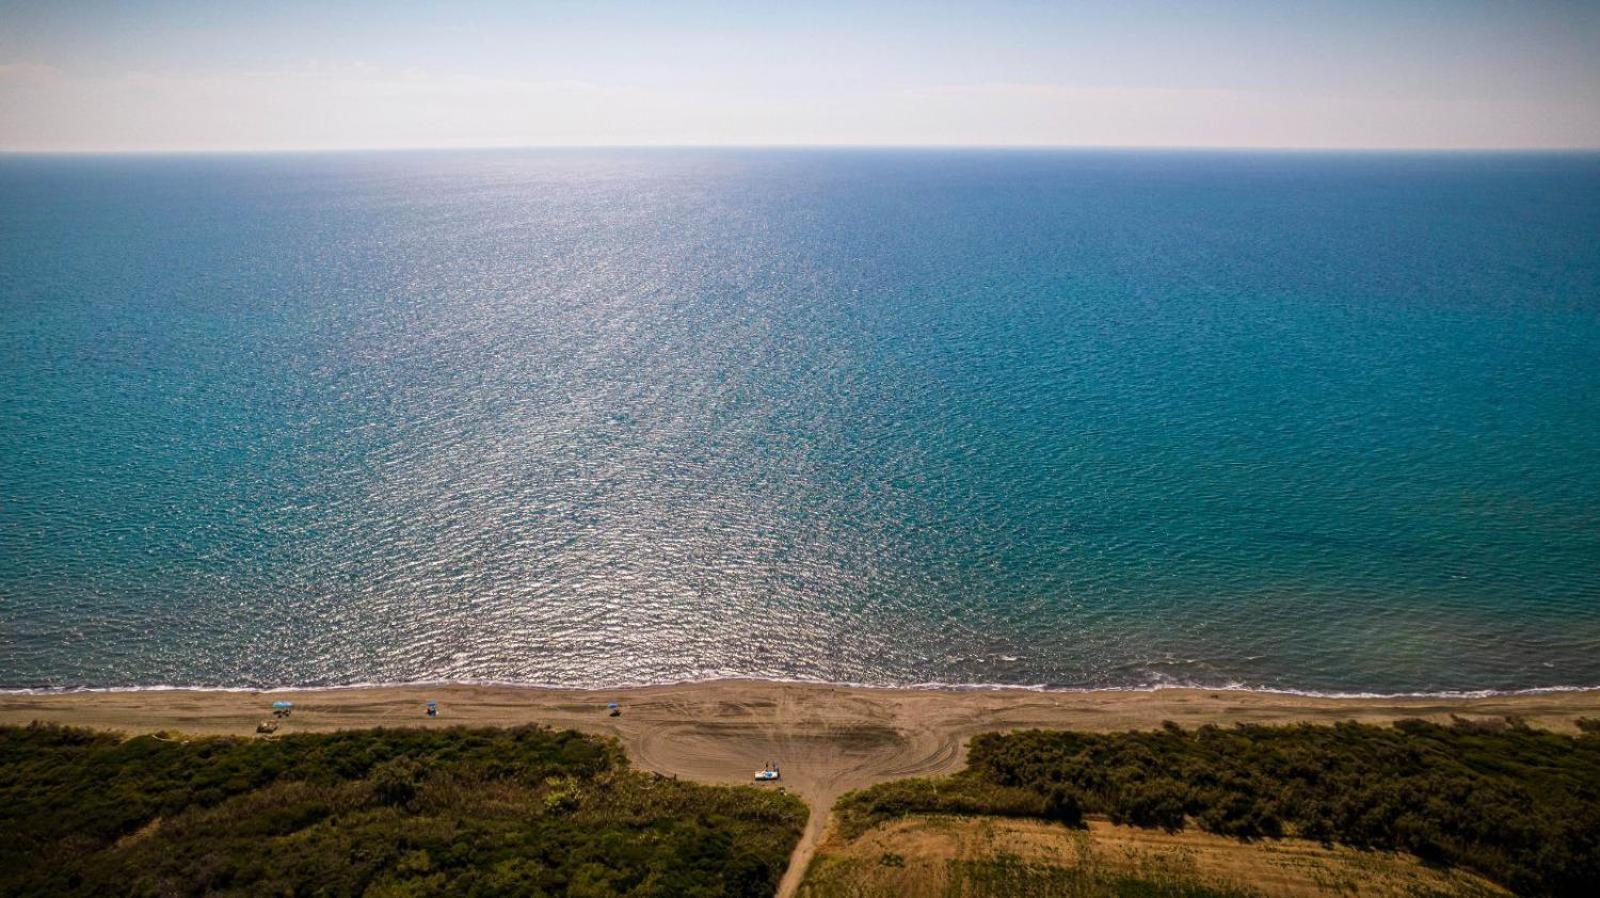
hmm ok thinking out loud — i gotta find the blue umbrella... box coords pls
[271,700,293,710]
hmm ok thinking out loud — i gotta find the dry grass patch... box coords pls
[800,815,1506,898]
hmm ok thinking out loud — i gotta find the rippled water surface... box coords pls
[3,149,1599,692]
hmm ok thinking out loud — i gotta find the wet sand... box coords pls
[5,681,1596,896]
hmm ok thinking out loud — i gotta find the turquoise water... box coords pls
[2,149,1598,693]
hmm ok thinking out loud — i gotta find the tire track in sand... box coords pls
[615,686,966,897]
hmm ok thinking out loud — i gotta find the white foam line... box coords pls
[2,675,1597,700]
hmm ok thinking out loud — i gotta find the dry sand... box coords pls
[5,681,1596,896]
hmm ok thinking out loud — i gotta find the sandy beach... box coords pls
[5,681,1597,895]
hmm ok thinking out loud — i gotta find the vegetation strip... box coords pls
[833,718,1600,897]
[1,723,807,897]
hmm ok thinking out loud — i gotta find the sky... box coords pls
[1,0,1597,152]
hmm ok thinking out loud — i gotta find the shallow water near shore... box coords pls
[3,149,1599,693]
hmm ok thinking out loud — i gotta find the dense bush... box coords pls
[836,719,1600,897]
[0,723,807,897]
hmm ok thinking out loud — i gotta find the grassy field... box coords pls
[0,723,807,897]
[799,815,1506,898]
[827,718,1600,897]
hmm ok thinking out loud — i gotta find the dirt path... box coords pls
[4,681,1596,894]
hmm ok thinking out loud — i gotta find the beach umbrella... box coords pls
[271,700,293,710]
[607,702,620,710]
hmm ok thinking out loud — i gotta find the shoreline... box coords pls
[6,675,1599,701]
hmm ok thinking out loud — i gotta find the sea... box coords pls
[2,149,1598,695]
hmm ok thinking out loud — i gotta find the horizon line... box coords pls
[5,142,1600,157]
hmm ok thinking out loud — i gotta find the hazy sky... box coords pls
[2,0,1597,151]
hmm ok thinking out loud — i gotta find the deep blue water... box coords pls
[2,149,1599,693]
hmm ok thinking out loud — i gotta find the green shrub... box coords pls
[1042,784,1085,827]
[0,723,807,898]
[370,756,423,807]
